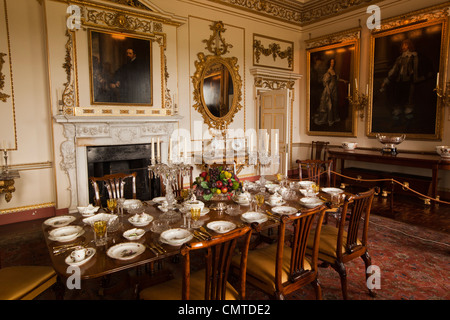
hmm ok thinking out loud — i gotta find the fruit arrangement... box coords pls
[193,166,242,201]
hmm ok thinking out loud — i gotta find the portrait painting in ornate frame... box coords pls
[89,29,152,106]
[306,29,360,137]
[367,6,449,139]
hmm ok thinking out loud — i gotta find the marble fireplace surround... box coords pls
[54,115,182,212]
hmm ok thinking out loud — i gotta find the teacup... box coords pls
[268,194,283,205]
[70,248,87,262]
[342,142,357,151]
[236,193,249,202]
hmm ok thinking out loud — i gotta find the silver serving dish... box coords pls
[376,134,405,155]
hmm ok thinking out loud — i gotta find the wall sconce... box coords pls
[347,89,369,120]
[0,149,20,202]
[434,81,450,109]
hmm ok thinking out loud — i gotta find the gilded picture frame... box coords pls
[60,2,177,117]
[367,6,449,139]
[306,29,360,137]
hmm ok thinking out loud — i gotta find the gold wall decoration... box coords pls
[0,52,10,102]
[253,34,293,71]
[192,21,243,131]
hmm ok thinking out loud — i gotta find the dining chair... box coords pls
[90,172,137,206]
[311,141,329,161]
[230,204,327,300]
[296,159,332,187]
[0,265,57,300]
[139,225,252,300]
[306,188,377,300]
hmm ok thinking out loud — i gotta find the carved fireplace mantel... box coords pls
[54,115,182,212]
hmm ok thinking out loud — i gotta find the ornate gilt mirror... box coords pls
[192,21,243,131]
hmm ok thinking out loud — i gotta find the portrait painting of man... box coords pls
[369,21,445,139]
[89,30,152,105]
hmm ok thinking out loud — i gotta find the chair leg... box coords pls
[333,261,348,300]
[362,251,377,297]
[311,278,323,300]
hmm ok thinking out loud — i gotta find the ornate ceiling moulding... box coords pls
[208,0,377,26]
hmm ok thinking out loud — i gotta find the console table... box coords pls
[327,148,450,202]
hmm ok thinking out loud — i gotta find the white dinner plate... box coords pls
[299,197,324,208]
[107,242,145,261]
[65,248,96,266]
[160,228,193,246]
[321,187,344,194]
[241,211,268,224]
[271,206,298,215]
[207,221,236,234]
[48,225,84,242]
[44,215,76,228]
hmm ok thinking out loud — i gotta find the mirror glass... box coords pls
[202,62,234,118]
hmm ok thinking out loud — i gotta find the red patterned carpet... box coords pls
[244,214,450,300]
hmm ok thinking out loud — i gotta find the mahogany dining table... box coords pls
[42,181,340,297]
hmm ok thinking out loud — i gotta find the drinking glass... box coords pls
[107,198,117,214]
[93,220,108,246]
[180,189,189,201]
[117,198,125,216]
[190,207,202,228]
[254,193,265,212]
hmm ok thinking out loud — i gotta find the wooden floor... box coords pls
[366,192,449,234]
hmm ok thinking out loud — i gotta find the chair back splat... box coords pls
[90,172,137,206]
[140,225,252,300]
[311,141,329,161]
[231,205,327,300]
[296,159,332,187]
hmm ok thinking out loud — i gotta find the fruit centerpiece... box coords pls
[193,166,242,201]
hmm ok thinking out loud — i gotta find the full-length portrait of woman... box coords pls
[314,58,347,126]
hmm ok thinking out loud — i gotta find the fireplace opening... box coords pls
[87,143,161,206]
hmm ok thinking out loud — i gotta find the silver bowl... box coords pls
[376,134,405,155]
[436,146,450,158]
[376,134,406,146]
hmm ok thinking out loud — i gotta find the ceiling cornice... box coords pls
[208,0,379,26]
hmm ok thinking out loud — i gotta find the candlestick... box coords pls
[355,78,358,91]
[437,72,440,88]
[285,152,289,176]
[157,138,161,160]
[151,138,155,163]
[265,132,269,153]
[274,132,279,156]
[169,138,173,162]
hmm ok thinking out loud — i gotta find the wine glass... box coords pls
[107,198,117,214]
[254,193,265,212]
[190,207,202,228]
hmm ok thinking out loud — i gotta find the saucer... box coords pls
[65,248,96,266]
